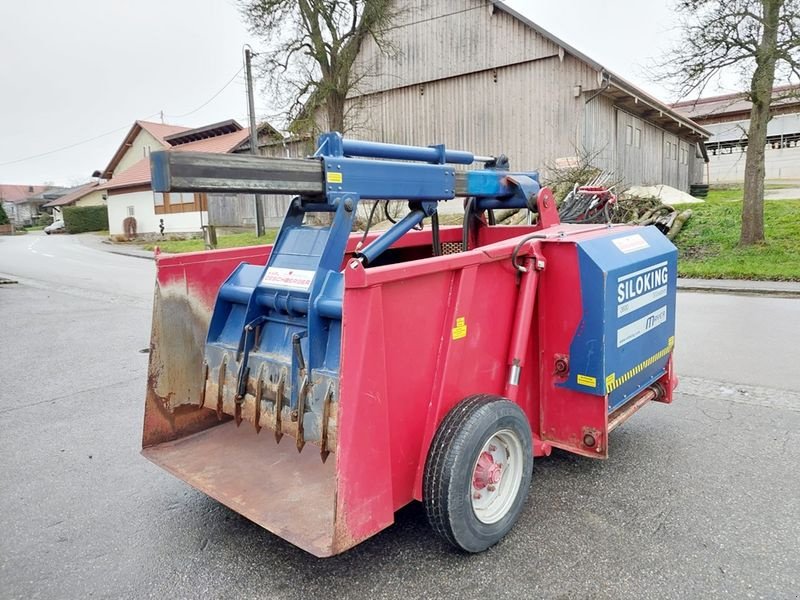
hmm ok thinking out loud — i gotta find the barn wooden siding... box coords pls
[584,95,696,189]
[342,0,704,191]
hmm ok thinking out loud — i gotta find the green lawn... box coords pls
[673,188,800,281]
[134,193,800,281]
[141,230,278,253]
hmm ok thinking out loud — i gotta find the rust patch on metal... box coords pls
[320,384,334,463]
[143,285,224,448]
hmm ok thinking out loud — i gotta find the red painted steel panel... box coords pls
[144,223,676,555]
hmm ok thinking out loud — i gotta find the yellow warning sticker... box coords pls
[606,373,616,390]
[327,172,343,184]
[605,336,675,393]
[452,317,467,340]
[577,374,597,387]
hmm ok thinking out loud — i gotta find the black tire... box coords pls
[423,394,533,552]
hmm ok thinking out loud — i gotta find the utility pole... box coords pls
[245,47,265,237]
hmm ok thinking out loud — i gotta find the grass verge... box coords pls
[140,230,278,253]
[133,193,799,281]
[673,188,800,281]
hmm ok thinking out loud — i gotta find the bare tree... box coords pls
[659,0,800,245]
[239,0,396,135]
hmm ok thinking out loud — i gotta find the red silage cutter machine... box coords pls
[142,134,678,556]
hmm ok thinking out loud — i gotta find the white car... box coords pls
[44,220,65,235]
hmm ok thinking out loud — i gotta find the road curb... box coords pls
[677,282,800,298]
[105,248,156,261]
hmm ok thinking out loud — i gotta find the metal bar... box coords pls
[339,138,479,165]
[607,385,661,432]
[503,257,541,402]
[150,151,324,195]
[151,150,536,201]
[356,210,427,265]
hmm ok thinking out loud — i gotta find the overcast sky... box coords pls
[0,1,732,186]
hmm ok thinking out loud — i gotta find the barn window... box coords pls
[665,141,672,157]
[626,125,633,145]
[634,128,641,148]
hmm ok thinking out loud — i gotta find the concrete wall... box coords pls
[706,145,800,183]
[107,190,206,235]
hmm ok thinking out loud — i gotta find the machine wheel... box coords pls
[423,394,533,552]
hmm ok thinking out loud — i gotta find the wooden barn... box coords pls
[330,0,709,191]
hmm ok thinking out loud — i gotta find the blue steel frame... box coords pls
[201,132,545,444]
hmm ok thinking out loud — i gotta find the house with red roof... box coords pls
[97,119,255,236]
[41,181,106,221]
[0,184,62,227]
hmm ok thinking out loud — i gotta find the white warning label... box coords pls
[261,267,315,291]
[612,233,650,254]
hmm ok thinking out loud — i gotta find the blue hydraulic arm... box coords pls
[149,132,544,456]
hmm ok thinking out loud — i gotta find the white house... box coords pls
[41,182,106,221]
[99,120,251,236]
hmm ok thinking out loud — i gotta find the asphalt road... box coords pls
[1,232,799,599]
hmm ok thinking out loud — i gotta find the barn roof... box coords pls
[492,1,709,140]
[672,85,800,123]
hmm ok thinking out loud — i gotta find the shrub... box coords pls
[63,205,109,234]
[0,203,9,225]
[37,213,53,227]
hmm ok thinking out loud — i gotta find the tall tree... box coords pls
[660,0,800,245]
[239,0,396,135]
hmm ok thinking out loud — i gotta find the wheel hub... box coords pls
[472,451,503,489]
[470,430,524,524]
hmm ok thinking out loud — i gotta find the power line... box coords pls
[2,66,249,169]
[164,66,245,119]
[0,112,160,168]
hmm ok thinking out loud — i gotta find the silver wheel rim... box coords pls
[470,429,524,524]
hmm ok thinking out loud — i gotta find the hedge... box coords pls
[63,205,109,233]
[0,203,9,226]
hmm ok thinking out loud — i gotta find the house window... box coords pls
[626,125,633,146]
[143,145,152,158]
[154,192,207,215]
[127,206,135,217]
[634,128,641,148]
